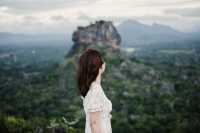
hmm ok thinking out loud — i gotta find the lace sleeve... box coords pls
[86,84,103,112]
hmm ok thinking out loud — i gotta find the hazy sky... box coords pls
[0,0,200,34]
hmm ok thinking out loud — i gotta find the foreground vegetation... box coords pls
[0,42,200,133]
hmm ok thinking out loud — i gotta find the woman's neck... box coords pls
[95,72,101,84]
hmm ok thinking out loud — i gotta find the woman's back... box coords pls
[81,80,112,133]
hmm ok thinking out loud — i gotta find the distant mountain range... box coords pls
[117,20,200,46]
[0,20,199,47]
[0,32,72,47]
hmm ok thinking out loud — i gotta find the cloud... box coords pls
[165,7,200,18]
[0,0,200,33]
[50,15,68,22]
[21,15,44,26]
[77,11,131,25]
[0,0,99,13]
[77,12,92,22]
[23,15,37,22]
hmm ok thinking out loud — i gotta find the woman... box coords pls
[77,48,112,133]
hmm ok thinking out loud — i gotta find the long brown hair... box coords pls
[77,48,104,97]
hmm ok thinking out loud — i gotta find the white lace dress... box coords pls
[81,81,112,133]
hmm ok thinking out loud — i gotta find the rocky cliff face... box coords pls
[68,20,121,55]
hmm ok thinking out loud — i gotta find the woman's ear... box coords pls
[100,62,105,73]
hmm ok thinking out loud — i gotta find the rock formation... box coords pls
[68,20,121,55]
